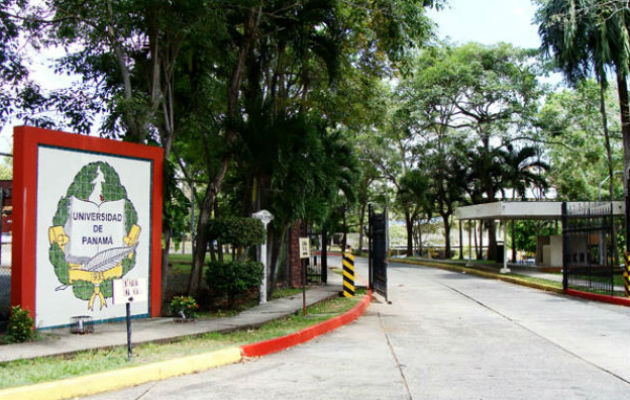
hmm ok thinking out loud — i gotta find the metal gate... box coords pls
[306,227,324,284]
[368,204,388,301]
[562,202,617,295]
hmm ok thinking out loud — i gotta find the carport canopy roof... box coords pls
[455,201,625,221]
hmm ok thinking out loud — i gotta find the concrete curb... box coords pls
[0,347,243,400]
[566,288,630,307]
[0,292,373,400]
[242,290,372,357]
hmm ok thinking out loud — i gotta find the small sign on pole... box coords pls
[113,278,148,305]
[113,278,147,361]
[298,237,311,316]
[299,237,310,259]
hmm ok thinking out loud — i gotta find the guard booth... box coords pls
[368,204,388,301]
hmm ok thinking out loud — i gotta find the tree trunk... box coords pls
[268,225,288,299]
[417,221,423,257]
[511,220,516,263]
[441,213,451,258]
[321,225,328,284]
[342,204,348,252]
[188,185,214,296]
[161,228,172,310]
[358,203,366,253]
[487,220,497,261]
[473,220,479,259]
[458,220,463,260]
[616,71,630,251]
[405,209,414,257]
[600,83,614,200]
[478,221,484,260]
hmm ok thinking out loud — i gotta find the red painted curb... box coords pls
[240,291,373,358]
[565,289,630,307]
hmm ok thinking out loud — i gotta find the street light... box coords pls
[252,210,274,304]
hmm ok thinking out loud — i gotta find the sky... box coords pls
[427,0,541,49]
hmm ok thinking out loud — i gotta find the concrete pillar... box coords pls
[467,220,473,266]
[252,210,274,304]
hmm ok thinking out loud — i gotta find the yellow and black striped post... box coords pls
[342,251,355,297]
[624,252,630,298]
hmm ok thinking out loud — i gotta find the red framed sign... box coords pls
[12,126,163,328]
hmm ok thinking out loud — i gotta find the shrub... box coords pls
[4,305,34,343]
[206,260,263,306]
[207,217,266,249]
[168,296,199,319]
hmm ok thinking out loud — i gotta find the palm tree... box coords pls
[537,0,629,203]
[498,145,550,200]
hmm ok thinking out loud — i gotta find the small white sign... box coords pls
[299,237,310,259]
[113,278,148,305]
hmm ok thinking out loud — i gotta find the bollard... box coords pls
[342,251,355,297]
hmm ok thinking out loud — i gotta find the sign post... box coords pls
[113,278,147,361]
[299,237,310,316]
[252,210,274,304]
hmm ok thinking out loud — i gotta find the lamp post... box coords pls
[252,210,274,304]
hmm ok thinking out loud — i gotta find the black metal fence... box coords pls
[305,227,326,285]
[369,204,388,301]
[562,202,617,295]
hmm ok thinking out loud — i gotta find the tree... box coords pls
[396,169,431,256]
[416,137,468,258]
[538,81,623,200]
[537,0,627,203]
[42,0,232,302]
[498,144,549,200]
[396,43,545,258]
[0,0,52,131]
[24,0,444,299]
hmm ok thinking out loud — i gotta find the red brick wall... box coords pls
[288,221,304,288]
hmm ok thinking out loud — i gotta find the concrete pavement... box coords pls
[82,258,630,400]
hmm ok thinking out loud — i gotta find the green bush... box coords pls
[207,217,266,248]
[168,296,199,319]
[206,260,263,306]
[4,305,34,343]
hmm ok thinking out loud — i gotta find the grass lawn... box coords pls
[0,289,366,390]
[508,273,563,290]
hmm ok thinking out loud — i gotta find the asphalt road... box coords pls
[84,258,630,400]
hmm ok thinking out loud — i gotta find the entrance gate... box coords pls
[307,227,324,284]
[368,204,388,301]
[562,202,617,295]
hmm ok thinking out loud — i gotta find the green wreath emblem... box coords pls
[48,161,140,310]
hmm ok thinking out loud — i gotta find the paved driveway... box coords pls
[84,258,630,400]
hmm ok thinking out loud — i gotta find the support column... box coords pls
[459,220,463,260]
[467,220,473,266]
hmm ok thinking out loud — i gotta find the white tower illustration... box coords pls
[88,166,105,204]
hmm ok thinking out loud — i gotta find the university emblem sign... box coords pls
[48,162,141,310]
[11,127,164,329]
